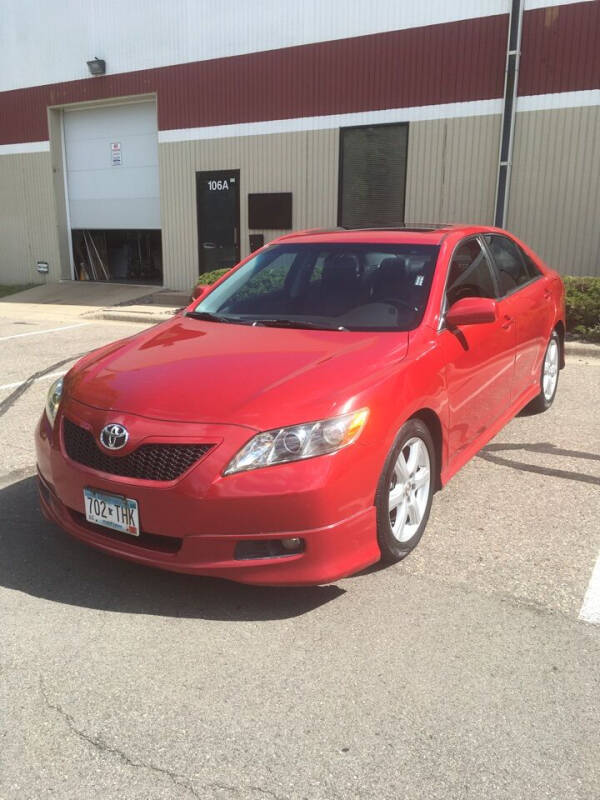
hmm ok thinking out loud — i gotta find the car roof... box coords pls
[271,224,500,246]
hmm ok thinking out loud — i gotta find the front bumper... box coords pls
[35,400,380,586]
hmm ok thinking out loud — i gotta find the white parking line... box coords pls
[0,322,88,342]
[579,552,600,624]
[0,370,67,392]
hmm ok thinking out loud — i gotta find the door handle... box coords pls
[501,314,514,330]
[543,289,552,300]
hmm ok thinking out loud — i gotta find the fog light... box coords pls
[234,538,305,560]
[281,537,302,551]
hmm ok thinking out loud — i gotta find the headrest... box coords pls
[371,257,408,297]
[322,253,360,286]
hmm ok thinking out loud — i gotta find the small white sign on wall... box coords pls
[111,141,122,166]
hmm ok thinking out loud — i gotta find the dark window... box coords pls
[339,123,408,228]
[196,242,439,331]
[248,193,292,229]
[484,234,532,294]
[249,233,264,253]
[446,239,497,306]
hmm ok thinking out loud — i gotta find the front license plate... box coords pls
[83,488,140,537]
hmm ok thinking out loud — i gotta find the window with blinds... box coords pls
[339,123,409,229]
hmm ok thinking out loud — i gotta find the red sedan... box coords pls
[36,225,565,585]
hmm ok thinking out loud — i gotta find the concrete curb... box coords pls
[87,309,179,325]
[564,341,600,359]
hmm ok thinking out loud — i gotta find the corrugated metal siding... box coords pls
[0,152,61,284]
[405,114,501,224]
[519,1,600,96]
[507,105,600,277]
[159,130,339,290]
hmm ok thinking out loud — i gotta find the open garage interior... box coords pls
[71,229,162,283]
[64,100,162,284]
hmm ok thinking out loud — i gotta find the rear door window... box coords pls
[517,245,542,280]
[484,234,533,295]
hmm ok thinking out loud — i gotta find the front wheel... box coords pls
[528,330,560,413]
[375,419,436,563]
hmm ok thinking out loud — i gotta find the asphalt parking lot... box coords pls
[1,310,599,800]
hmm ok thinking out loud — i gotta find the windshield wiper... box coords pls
[186,311,227,322]
[250,318,348,331]
[186,311,250,325]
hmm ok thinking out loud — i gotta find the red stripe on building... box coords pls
[1,15,508,145]
[519,1,600,97]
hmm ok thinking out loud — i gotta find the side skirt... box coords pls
[440,383,539,487]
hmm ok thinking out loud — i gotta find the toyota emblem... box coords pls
[100,423,129,450]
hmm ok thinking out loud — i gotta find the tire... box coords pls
[375,418,436,564]
[528,330,560,413]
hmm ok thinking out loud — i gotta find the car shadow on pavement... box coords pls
[0,476,344,620]
[478,442,600,486]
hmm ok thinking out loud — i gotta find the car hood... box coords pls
[67,315,409,429]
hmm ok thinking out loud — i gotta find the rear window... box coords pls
[197,243,440,331]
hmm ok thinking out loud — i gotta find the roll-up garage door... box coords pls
[64,101,160,230]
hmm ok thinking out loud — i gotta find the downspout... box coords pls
[494,0,524,227]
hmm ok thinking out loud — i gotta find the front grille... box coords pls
[63,418,213,481]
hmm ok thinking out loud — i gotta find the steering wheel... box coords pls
[447,285,480,305]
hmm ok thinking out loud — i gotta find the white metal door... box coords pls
[64,101,160,230]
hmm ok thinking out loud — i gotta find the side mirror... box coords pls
[445,297,497,327]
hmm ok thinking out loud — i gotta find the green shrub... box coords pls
[197,268,229,285]
[564,276,600,342]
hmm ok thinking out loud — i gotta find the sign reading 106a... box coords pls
[207,179,233,191]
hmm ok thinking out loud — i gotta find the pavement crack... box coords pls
[202,783,289,800]
[246,787,289,800]
[38,677,201,799]
[0,353,85,418]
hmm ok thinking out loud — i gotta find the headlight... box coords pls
[224,408,369,475]
[45,377,64,427]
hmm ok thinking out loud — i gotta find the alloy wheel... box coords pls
[388,436,431,543]
[543,338,559,401]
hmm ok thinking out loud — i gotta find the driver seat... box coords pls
[314,253,362,316]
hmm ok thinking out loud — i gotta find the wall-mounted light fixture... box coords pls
[36,260,49,274]
[86,57,106,76]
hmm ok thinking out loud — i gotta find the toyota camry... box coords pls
[35,225,565,585]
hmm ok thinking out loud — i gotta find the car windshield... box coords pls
[192,243,440,331]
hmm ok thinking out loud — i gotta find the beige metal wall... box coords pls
[0,151,62,284]
[4,107,598,290]
[508,105,600,277]
[159,129,339,290]
[405,114,501,225]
